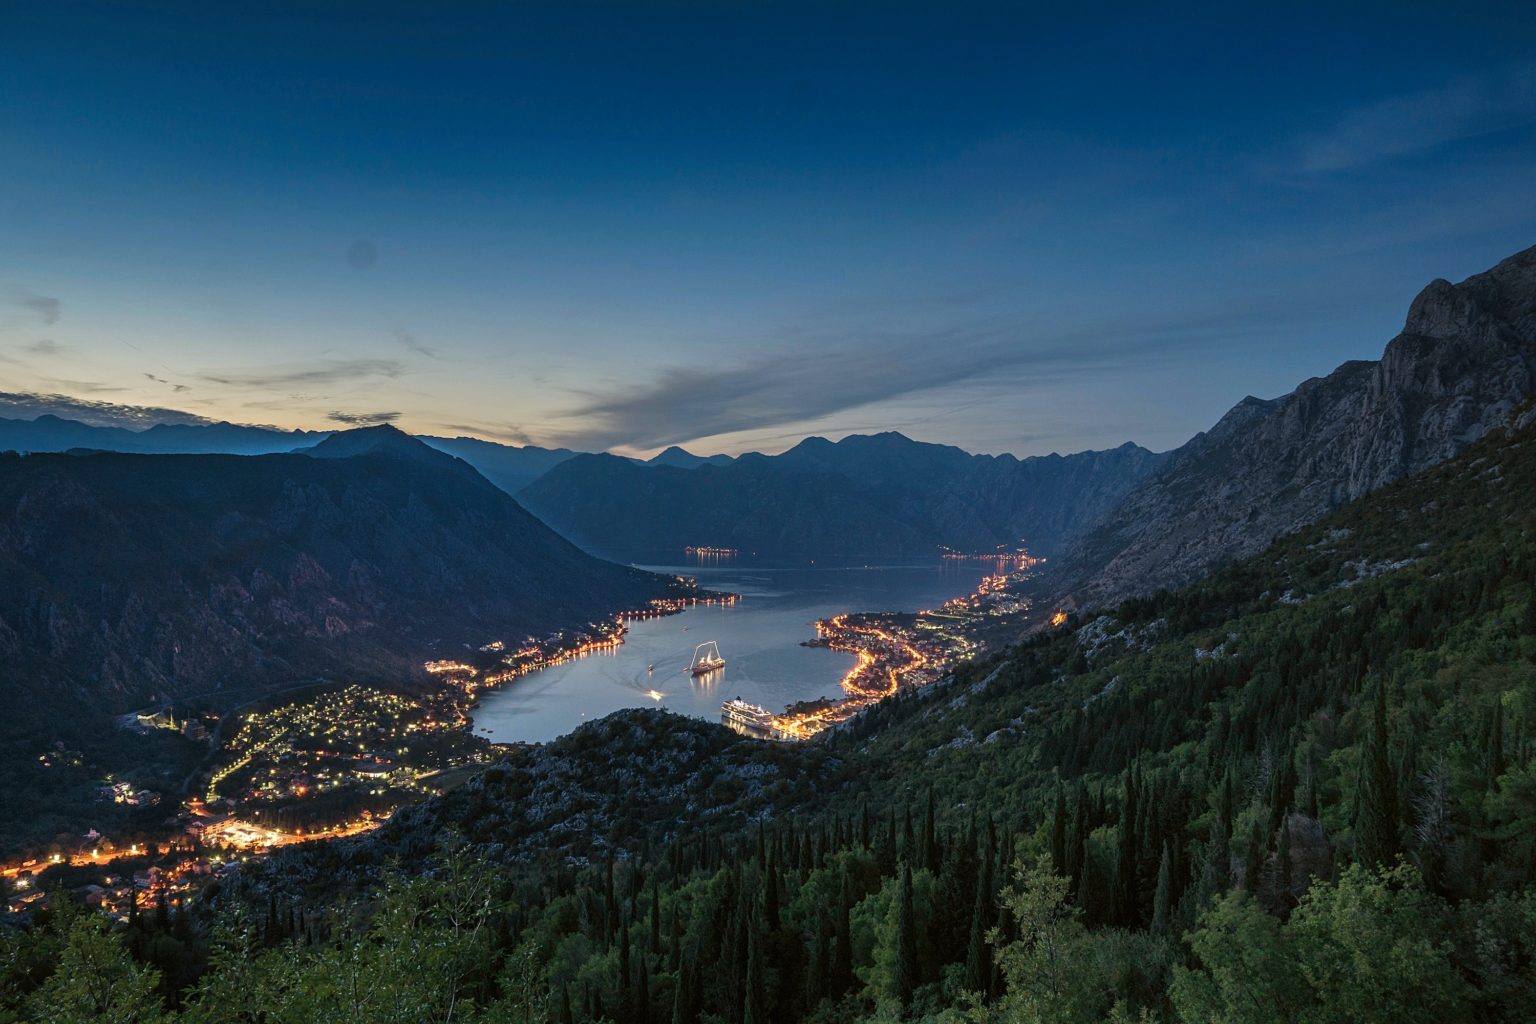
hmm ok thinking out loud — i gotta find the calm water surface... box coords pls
[471,561,993,743]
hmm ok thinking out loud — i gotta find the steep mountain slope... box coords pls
[234,399,1536,1024]
[0,427,672,729]
[517,452,934,560]
[519,432,1162,561]
[1054,242,1536,609]
[416,434,580,493]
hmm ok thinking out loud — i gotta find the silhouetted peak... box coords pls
[303,424,452,465]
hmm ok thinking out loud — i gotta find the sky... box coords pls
[2,1,1536,458]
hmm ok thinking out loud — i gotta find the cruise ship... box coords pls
[689,640,726,676]
[721,697,779,740]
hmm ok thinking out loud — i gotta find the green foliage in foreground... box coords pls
[5,848,1534,1023]
[6,415,1536,1022]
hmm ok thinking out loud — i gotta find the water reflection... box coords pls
[471,560,994,744]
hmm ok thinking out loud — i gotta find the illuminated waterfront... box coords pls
[471,561,1001,743]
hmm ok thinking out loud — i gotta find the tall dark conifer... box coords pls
[1355,680,1400,868]
[895,863,918,1011]
[1049,786,1067,870]
[1151,841,1172,934]
[1113,768,1139,926]
[963,872,989,994]
[831,871,854,999]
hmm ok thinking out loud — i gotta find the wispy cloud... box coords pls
[544,300,1309,451]
[12,289,61,326]
[437,421,537,445]
[196,358,405,389]
[393,328,439,359]
[0,391,216,429]
[1299,62,1536,173]
[144,372,189,393]
[327,410,401,426]
[22,339,65,356]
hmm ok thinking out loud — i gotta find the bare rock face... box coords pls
[1054,244,1536,610]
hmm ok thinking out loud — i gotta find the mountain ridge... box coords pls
[1052,242,1536,611]
[519,432,1164,561]
[0,428,676,745]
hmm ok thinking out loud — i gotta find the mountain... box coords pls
[229,402,1536,1024]
[0,414,327,455]
[518,432,1163,561]
[646,445,735,469]
[0,427,672,736]
[1052,242,1536,611]
[417,435,580,493]
[0,416,585,497]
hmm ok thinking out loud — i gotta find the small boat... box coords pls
[689,641,726,676]
[647,664,654,673]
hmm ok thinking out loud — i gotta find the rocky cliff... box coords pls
[1054,243,1536,610]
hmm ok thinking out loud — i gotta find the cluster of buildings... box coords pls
[97,780,161,808]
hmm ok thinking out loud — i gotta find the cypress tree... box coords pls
[1243,822,1264,893]
[1489,698,1507,787]
[619,918,633,1009]
[763,854,781,933]
[744,926,765,1024]
[1049,786,1067,870]
[650,882,662,953]
[1355,680,1400,868]
[1113,768,1139,926]
[1151,841,1172,934]
[1276,814,1294,908]
[963,873,989,994]
[831,870,854,999]
[669,905,683,972]
[1066,783,1089,894]
[895,863,918,1011]
[671,963,698,1024]
[923,788,940,874]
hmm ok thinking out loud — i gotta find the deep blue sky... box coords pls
[3,2,1535,456]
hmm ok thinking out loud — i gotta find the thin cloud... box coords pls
[196,358,405,389]
[0,391,216,428]
[543,301,1311,452]
[144,372,190,393]
[393,328,439,359]
[12,289,61,326]
[327,410,401,426]
[22,339,65,356]
[437,422,537,446]
[1300,62,1536,173]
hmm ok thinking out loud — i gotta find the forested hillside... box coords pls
[519,433,1161,562]
[6,411,1536,1020]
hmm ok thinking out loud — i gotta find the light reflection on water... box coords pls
[470,561,993,744]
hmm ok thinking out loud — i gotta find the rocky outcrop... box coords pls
[1054,243,1536,610]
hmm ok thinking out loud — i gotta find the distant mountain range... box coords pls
[0,426,673,740]
[4,245,1532,589]
[1049,242,1536,611]
[0,411,1164,564]
[0,415,588,497]
[518,433,1164,561]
